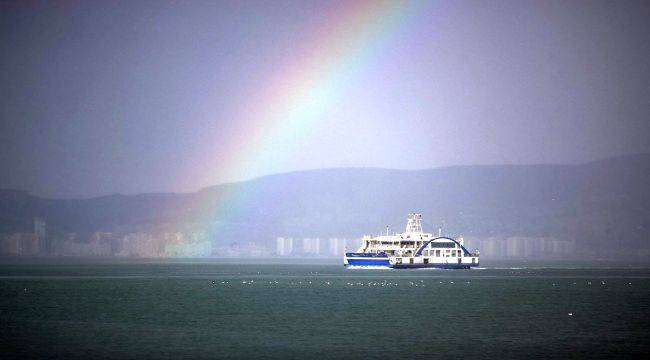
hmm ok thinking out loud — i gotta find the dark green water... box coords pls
[1,259,649,359]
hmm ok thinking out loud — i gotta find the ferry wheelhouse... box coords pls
[344,213,479,269]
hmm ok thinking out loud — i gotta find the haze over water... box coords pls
[2,0,649,198]
[2,259,648,358]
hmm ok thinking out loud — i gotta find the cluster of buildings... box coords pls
[0,219,574,260]
[274,236,576,259]
[58,231,212,257]
[275,237,357,257]
[274,236,575,259]
[0,232,41,256]
[0,218,46,256]
[0,218,213,258]
[463,236,575,259]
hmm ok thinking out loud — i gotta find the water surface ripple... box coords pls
[1,260,648,359]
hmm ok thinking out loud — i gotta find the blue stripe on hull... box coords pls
[345,258,390,267]
[345,252,386,258]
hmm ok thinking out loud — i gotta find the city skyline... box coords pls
[0,216,577,260]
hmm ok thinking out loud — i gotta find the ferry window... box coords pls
[424,258,429,264]
[436,250,441,257]
[409,258,414,264]
[429,242,455,248]
[457,250,462,257]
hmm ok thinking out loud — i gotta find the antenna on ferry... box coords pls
[438,227,442,237]
[386,226,389,236]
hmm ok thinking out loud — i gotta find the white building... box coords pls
[276,237,294,256]
[327,238,347,256]
[302,238,321,255]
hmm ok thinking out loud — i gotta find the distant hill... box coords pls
[1,153,649,256]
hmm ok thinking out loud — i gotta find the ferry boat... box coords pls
[344,213,479,269]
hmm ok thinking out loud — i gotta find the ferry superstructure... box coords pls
[344,213,479,269]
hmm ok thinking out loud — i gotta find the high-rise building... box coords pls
[34,218,46,239]
[276,237,293,256]
[302,238,321,255]
[4,233,40,256]
[328,238,346,256]
[89,232,114,256]
[34,218,47,254]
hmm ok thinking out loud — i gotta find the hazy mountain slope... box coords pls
[1,154,648,252]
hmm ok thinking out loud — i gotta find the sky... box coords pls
[1,0,649,198]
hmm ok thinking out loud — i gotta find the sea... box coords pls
[1,258,649,359]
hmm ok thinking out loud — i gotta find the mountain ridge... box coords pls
[1,153,649,257]
[4,152,647,201]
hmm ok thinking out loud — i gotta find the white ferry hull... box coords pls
[344,253,479,269]
[391,263,478,269]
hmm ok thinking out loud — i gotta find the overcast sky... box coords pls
[1,0,649,198]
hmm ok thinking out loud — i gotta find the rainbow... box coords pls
[193,1,423,222]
